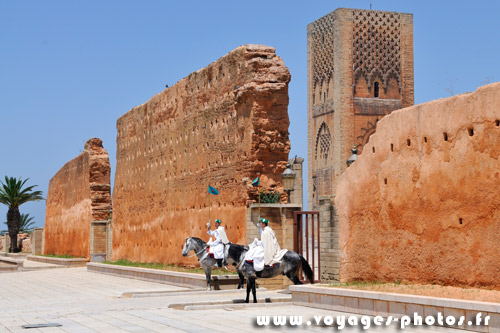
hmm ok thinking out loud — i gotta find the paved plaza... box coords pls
[0,267,464,332]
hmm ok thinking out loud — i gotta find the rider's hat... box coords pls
[215,219,222,224]
[260,218,269,224]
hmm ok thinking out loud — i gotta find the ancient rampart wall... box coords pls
[44,138,111,257]
[113,44,291,264]
[335,82,500,288]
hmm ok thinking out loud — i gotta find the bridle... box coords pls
[185,238,207,258]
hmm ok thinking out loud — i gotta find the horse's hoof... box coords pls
[253,300,258,303]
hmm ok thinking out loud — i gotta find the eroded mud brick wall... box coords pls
[113,44,291,264]
[336,82,500,288]
[308,9,414,209]
[44,138,111,257]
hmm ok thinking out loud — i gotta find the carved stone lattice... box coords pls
[310,13,335,89]
[352,10,401,90]
[315,122,331,161]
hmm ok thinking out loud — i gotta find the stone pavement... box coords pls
[0,254,64,272]
[0,267,464,332]
[21,259,65,271]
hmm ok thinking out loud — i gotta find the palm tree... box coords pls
[0,177,43,252]
[2,213,37,235]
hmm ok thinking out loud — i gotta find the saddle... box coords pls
[204,246,213,258]
[256,262,280,278]
[245,260,274,269]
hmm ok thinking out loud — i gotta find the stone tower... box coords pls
[307,8,414,209]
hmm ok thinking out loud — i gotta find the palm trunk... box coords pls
[7,207,20,253]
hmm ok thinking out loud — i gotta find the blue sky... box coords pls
[1,1,499,228]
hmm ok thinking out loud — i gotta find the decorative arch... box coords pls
[384,69,401,90]
[315,122,332,162]
[354,68,370,98]
[368,69,383,89]
[383,70,401,98]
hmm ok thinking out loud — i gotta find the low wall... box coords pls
[1,234,31,253]
[290,285,499,333]
[0,257,23,268]
[336,82,500,288]
[27,255,88,267]
[87,263,240,290]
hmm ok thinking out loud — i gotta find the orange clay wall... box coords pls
[113,44,291,265]
[44,138,111,257]
[336,82,500,289]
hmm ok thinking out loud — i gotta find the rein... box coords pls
[186,246,207,258]
[224,265,237,272]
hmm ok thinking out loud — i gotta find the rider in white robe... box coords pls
[244,218,287,271]
[207,219,229,267]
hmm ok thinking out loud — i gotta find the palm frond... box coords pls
[2,213,36,234]
[0,176,44,208]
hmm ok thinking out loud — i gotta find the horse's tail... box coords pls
[299,255,314,284]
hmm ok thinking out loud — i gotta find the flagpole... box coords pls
[258,184,261,221]
[258,174,261,222]
[208,184,211,228]
[251,174,261,223]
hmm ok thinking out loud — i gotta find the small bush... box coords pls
[259,190,280,203]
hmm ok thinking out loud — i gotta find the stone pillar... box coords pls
[3,234,8,252]
[246,203,302,289]
[319,196,339,281]
[90,221,109,262]
[106,220,112,260]
[289,157,304,208]
[4,234,9,253]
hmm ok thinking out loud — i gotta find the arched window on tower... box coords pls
[315,122,332,166]
[374,82,380,98]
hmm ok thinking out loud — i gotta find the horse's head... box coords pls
[182,237,206,257]
[182,238,194,257]
[227,243,248,265]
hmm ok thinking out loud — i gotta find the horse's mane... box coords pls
[190,237,206,247]
[230,243,249,251]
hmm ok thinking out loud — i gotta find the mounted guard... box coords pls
[244,217,287,271]
[206,218,230,267]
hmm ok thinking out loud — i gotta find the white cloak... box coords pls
[261,226,287,265]
[244,226,287,271]
[207,226,229,259]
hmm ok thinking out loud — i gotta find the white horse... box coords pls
[182,237,245,291]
